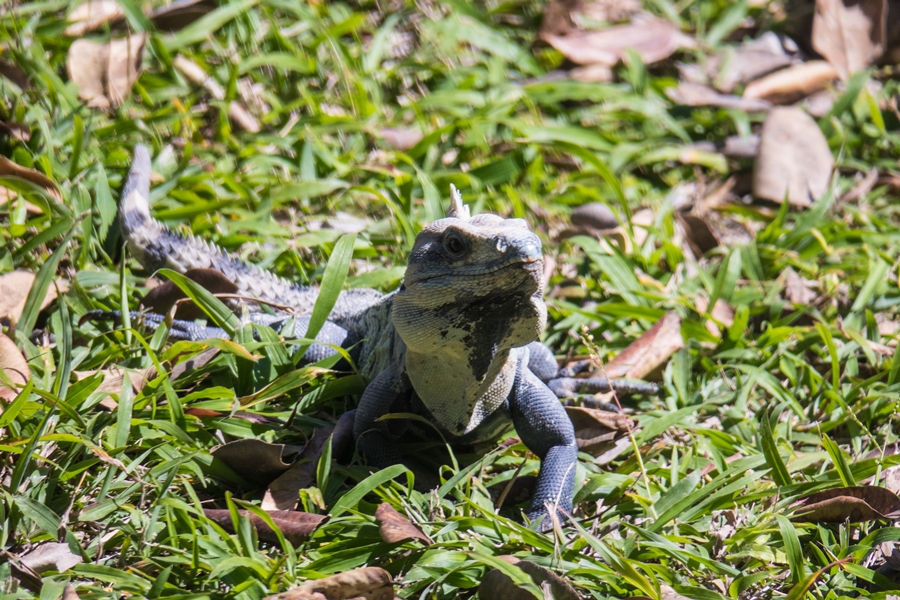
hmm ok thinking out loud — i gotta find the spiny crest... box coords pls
[446,184,470,220]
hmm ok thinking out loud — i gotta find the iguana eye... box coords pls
[443,232,467,258]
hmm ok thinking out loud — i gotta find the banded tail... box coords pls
[119,145,327,315]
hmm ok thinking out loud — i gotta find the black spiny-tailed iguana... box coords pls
[103,145,655,527]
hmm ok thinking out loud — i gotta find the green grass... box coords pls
[2,0,900,598]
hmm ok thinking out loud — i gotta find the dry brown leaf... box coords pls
[0,332,29,401]
[840,168,880,203]
[0,271,59,324]
[565,405,632,456]
[265,567,394,600]
[571,202,619,230]
[264,411,356,510]
[379,128,423,150]
[212,439,305,486]
[709,46,793,93]
[149,0,216,32]
[173,55,260,132]
[696,297,735,338]
[19,542,83,574]
[569,63,614,82]
[61,584,82,600]
[543,17,695,67]
[68,33,147,108]
[753,106,834,207]
[666,82,771,112]
[0,120,31,142]
[0,155,61,200]
[743,61,838,105]
[478,556,580,600]
[203,509,325,545]
[375,503,433,545]
[782,267,818,305]
[0,60,30,89]
[142,268,239,320]
[604,311,683,380]
[812,0,887,80]
[65,0,125,36]
[793,486,900,522]
[539,0,643,38]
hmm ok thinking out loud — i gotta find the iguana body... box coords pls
[115,145,602,525]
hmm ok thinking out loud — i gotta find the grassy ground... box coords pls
[3,0,900,598]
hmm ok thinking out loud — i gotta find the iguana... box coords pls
[100,145,656,527]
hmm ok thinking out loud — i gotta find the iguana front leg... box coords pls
[354,363,413,470]
[509,362,578,528]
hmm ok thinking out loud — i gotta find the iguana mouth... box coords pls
[414,256,542,282]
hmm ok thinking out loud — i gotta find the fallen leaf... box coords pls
[721,135,759,158]
[569,63,614,82]
[812,0,887,80]
[203,509,325,545]
[840,168,879,203]
[0,332,29,400]
[743,61,838,105]
[264,411,356,510]
[752,106,834,207]
[479,555,580,600]
[142,268,239,320]
[666,82,771,112]
[793,486,900,522]
[782,267,818,305]
[0,120,31,142]
[696,297,735,338]
[0,271,60,324]
[571,202,619,230]
[148,0,216,32]
[539,0,643,38]
[379,128,423,150]
[603,311,683,380]
[19,542,82,574]
[375,503,433,545]
[565,405,632,456]
[67,33,147,108]
[173,55,260,133]
[264,567,394,600]
[542,17,695,67]
[65,0,125,36]
[0,156,61,200]
[212,439,305,486]
[0,59,30,89]
[708,45,793,93]
[61,584,82,600]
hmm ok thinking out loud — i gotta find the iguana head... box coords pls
[392,191,547,382]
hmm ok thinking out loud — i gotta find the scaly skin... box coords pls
[114,145,594,527]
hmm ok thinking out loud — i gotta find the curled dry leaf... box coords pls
[542,17,695,67]
[565,405,632,456]
[375,502,433,545]
[212,439,305,486]
[68,33,147,108]
[65,0,125,36]
[793,486,900,522]
[203,509,325,545]
[752,106,834,208]
[812,0,887,81]
[264,411,356,510]
[379,128,423,150]
[603,311,683,380]
[0,332,29,401]
[709,46,793,94]
[0,155,62,201]
[264,567,394,600]
[743,61,838,105]
[142,268,239,320]
[479,555,580,600]
[666,82,771,112]
[20,542,83,574]
[0,270,59,324]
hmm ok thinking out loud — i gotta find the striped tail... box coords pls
[119,144,322,314]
